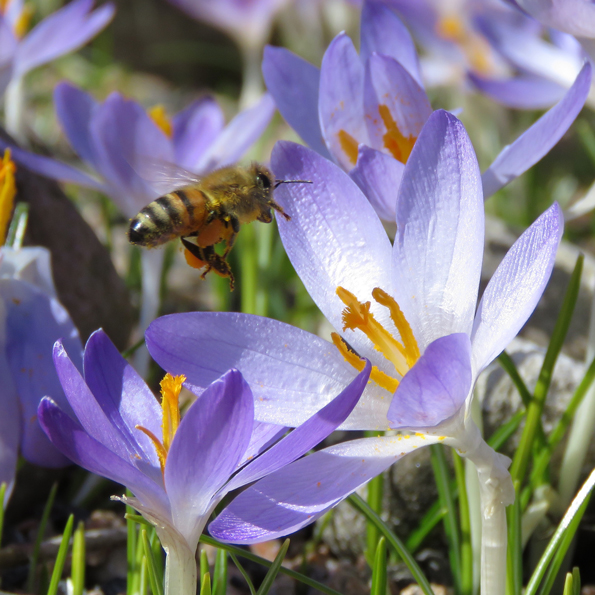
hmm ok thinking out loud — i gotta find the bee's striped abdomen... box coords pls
[128,189,205,247]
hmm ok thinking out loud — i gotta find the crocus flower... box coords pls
[509,0,595,40]
[0,83,275,375]
[38,330,370,595]
[0,0,114,97]
[0,151,82,502]
[469,7,595,109]
[167,0,290,53]
[146,111,562,595]
[263,0,591,219]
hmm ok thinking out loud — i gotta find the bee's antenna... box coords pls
[274,179,313,189]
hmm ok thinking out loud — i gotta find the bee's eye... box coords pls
[256,173,271,190]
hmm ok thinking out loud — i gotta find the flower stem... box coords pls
[239,43,264,110]
[4,77,25,143]
[162,538,197,595]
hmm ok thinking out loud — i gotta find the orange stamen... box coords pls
[148,105,173,138]
[337,129,359,166]
[378,105,416,164]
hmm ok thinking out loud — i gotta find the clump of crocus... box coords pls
[38,329,370,595]
[146,110,563,595]
[0,149,82,502]
[0,83,275,375]
[262,0,591,219]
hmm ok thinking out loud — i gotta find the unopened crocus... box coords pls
[0,151,82,502]
[0,83,275,375]
[146,111,562,595]
[263,0,591,219]
[38,330,370,595]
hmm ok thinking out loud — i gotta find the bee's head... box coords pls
[251,164,274,195]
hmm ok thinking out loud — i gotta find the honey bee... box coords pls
[128,162,310,290]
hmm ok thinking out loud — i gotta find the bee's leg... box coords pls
[181,238,235,291]
[222,217,240,258]
[269,200,291,221]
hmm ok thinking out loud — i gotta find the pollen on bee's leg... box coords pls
[184,247,207,270]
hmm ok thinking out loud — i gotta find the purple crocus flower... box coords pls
[0,0,114,97]
[469,7,595,109]
[1,82,276,220]
[38,329,369,595]
[146,111,562,595]
[0,246,82,502]
[167,0,290,52]
[509,0,595,39]
[0,83,275,375]
[263,0,591,219]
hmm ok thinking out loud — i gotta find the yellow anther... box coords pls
[0,149,17,246]
[372,288,420,368]
[136,426,168,474]
[331,332,399,393]
[378,105,416,164]
[160,373,185,452]
[0,0,10,14]
[136,373,186,476]
[337,129,359,166]
[14,4,33,37]
[436,15,465,42]
[148,105,173,138]
[336,286,409,377]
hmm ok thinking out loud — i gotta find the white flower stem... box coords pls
[239,43,264,110]
[451,420,514,595]
[162,538,197,595]
[5,77,25,143]
[133,248,165,378]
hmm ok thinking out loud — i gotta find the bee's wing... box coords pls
[131,156,203,195]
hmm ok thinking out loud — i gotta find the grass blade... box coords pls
[46,514,74,595]
[365,472,384,566]
[430,444,462,595]
[71,521,86,595]
[27,482,58,594]
[212,547,228,595]
[525,466,595,595]
[201,535,344,595]
[371,537,388,595]
[141,529,164,595]
[506,481,522,595]
[256,539,290,595]
[453,453,472,595]
[229,552,257,595]
[201,570,212,595]
[510,255,583,485]
[348,493,435,595]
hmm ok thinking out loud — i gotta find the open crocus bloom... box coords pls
[146,111,562,595]
[38,330,369,595]
[0,82,275,375]
[0,0,114,97]
[263,0,591,218]
[0,82,275,220]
